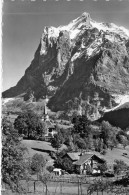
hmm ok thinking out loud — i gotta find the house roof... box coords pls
[66,152,80,161]
[74,153,105,166]
[74,153,94,166]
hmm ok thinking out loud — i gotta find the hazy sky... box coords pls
[2,0,129,91]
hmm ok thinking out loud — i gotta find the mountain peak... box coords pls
[3,12,129,120]
[71,11,91,27]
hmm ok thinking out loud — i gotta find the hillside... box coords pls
[98,102,129,129]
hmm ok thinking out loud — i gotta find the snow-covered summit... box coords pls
[42,12,129,42]
[41,12,91,41]
[40,12,129,57]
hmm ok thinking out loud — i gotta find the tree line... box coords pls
[50,115,129,153]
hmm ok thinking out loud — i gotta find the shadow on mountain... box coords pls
[98,107,129,130]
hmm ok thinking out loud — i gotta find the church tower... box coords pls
[42,96,49,122]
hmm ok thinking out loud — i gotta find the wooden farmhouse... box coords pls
[63,152,105,175]
[74,153,105,174]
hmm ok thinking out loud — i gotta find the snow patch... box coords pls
[59,25,80,40]
[86,38,102,57]
[90,20,129,39]
[71,52,81,62]
[48,85,58,92]
[112,94,129,105]
[119,26,129,37]
[105,34,115,43]
[46,26,59,39]
[104,94,129,113]
[87,47,94,56]
[69,29,80,39]
[2,98,15,104]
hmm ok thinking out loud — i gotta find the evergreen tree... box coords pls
[31,153,46,178]
[51,133,64,152]
[97,162,107,175]
[101,121,118,148]
[62,157,75,173]
[72,115,90,137]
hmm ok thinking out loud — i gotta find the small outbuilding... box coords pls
[53,168,62,176]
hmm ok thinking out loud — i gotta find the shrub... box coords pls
[47,166,54,173]
[101,150,107,155]
[31,153,46,175]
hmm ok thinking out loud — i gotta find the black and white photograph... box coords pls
[1,0,129,194]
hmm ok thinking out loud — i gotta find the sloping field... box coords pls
[22,140,55,162]
[93,147,129,166]
[22,140,67,166]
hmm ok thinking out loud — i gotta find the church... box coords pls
[41,97,57,140]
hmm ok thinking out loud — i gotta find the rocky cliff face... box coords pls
[3,12,129,120]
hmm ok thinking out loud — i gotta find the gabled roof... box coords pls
[74,153,94,166]
[66,152,80,161]
[74,153,105,166]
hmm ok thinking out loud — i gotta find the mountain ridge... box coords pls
[3,12,129,120]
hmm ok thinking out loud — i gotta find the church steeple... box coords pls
[44,103,47,115]
[42,96,49,122]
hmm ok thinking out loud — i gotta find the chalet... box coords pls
[62,152,105,175]
[74,153,105,175]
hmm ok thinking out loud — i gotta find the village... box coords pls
[3,96,129,182]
